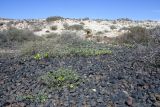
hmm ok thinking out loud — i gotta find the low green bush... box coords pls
[45,33,60,39]
[50,25,58,30]
[46,16,63,22]
[110,25,117,30]
[64,24,84,30]
[40,68,80,89]
[33,27,42,32]
[96,31,104,35]
[20,92,48,103]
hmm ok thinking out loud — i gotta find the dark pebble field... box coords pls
[0,45,160,107]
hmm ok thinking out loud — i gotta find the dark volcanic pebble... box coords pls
[0,46,160,107]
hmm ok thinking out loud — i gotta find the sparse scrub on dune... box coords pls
[64,24,84,31]
[82,17,90,21]
[45,33,60,39]
[80,22,85,25]
[95,19,104,23]
[46,16,64,22]
[32,26,42,32]
[21,31,112,57]
[119,27,128,31]
[95,36,103,42]
[21,31,80,56]
[110,25,117,30]
[6,21,14,27]
[96,31,104,35]
[112,21,117,24]
[63,23,69,29]
[117,18,132,22]
[104,30,109,33]
[115,26,150,44]
[56,31,82,44]
[0,28,42,46]
[149,26,160,45]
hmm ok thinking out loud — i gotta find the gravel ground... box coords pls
[0,45,160,107]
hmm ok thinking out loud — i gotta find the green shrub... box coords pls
[33,52,49,60]
[64,24,84,30]
[40,68,80,89]
[34,53,41,60]
[119,27,128,31]
[96,31,104,35]
[46,16,63,22]
[32,26,42,32]
[110,25,117,30]
[80,22,85,25]
[50,25,58,30]
[82,17,90,21]
[45,33,60,39]
[63,23,69,29]
[123,43,135,48]
[57,31,82,45]
[21,92,48,103]
[6,21,14,27]
[112,21,117,24]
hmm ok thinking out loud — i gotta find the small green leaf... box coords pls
[34,53,41,60]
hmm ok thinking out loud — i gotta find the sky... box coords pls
[0,0,160,20]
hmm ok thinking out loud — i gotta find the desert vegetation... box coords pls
[63,24,84,31]
[21,31,112,58]
[0,18,160,107]
[0,28,38,42]
[110,25,117,30]
[50,25,58,31]
[0,28,42,48]
[46,16,64,22]
[114,26,160,47]
[40,68,81,89]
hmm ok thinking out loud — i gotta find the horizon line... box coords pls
[0,16,160,21]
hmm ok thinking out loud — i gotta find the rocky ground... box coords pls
[0,17,160,107]
[0,44,160,107]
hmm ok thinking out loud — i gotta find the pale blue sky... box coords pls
[0,0,160,20]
